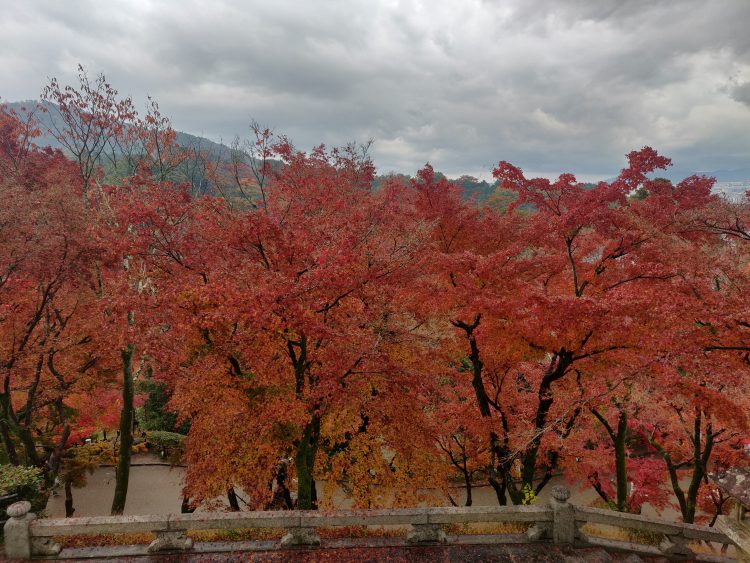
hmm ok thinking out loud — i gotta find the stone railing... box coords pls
[717,516,750,563]
[3,486,743,560]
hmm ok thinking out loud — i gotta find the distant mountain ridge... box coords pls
[3,100,234,162]
[4,100,748,199]
[697,168,750,182]
[652,167,750,183]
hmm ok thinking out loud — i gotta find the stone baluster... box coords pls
[549,486,576,545]
[280,526,321,547]
[658,532,694,558]
[32,535,63,557]
[406,523,447,544]
[3,501,34,559]
[525,521,550,541]
[717,515,750,563]
[147,528,193,553]
[3,500,61,558]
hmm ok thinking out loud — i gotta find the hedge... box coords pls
[145,431,186,451]
[0,464,46,513]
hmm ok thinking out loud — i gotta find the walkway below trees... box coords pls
[45,455,690,521]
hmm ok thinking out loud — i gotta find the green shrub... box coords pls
[0,465,47,512]
[145,431,186,451]
[136,370,190,434]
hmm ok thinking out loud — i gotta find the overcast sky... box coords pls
[2,0,750,181]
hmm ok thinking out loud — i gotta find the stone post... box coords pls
[549,486,576,545]
[4,501,34,559]
[658,533,694,558]
[406,523,447,544]
[148,529,193,553]
[525,521,550,541]
[280,526,321,547]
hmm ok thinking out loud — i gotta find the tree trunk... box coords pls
[295,414,320,510]
[0,418,19,466]
[464,472,473,506]
[181,496,195,513]
[271,461,294,510]
[227,488,240,511]
[647,409,714,524]
[0,393,39,467]
[18,425,41,467]
[64,481,75,517]
[44,423,70,487]
[614,411,629,512]
[111,345,134,515]
[488,472,508,505]
[590,406,629,511]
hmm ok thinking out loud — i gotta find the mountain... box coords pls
[696,168,750,182]
[606,167,750,185]
[3,100,234,161]
[5,100,747,201]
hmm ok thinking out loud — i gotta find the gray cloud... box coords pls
[1,0,749,180]
[732,82,750,107]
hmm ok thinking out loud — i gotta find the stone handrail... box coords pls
[2,486,742,560]
[574,504,730,557]
[575,505,731,542]
[717,516,750,563]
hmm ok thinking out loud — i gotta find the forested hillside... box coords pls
[2,100,517,207]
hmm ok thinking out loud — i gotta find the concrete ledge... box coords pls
[716,516,750,559]
[300,508,428,527]
[45,535,547,560]
[425,505,551,524]
[580,535,733,562]
[31,514,168,537]
[575,506,684,535]
[169,511,300,530]
[576,506,730,546]
[682,521,732,544]
[18,501,733,560]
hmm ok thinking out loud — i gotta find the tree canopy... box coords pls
[1,71,748,523]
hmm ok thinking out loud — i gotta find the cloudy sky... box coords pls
[2,0,750,180]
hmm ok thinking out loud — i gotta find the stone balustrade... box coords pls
[2,486,743,561]
[575,504,731,558]
[717,516,750,563]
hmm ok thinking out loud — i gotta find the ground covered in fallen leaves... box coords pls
[48,542,672,562]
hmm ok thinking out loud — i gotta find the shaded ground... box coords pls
[47,454,682,520]
[47,456,185,517]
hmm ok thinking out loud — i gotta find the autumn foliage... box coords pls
[0,71,748,524]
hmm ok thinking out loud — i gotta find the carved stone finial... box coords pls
[551,486,571,502]
[6,501,31,519]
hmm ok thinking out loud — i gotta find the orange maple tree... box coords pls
[4,76,748,522]
[0,105,102,485]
